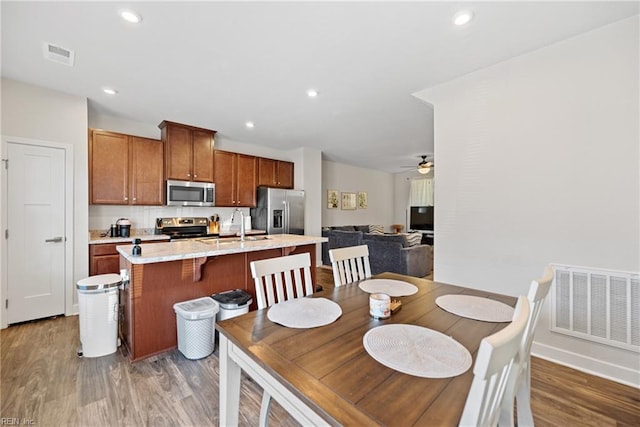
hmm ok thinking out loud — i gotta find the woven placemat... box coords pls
[436,294,514,322]
[363,324,472,378]
[358,279,418,297]
[267,298,342,328]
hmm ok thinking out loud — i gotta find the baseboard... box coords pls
[532,342,640,388]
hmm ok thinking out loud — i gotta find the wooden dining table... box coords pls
[216,272,516,426]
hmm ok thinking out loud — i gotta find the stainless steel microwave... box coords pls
[166,180,215,207]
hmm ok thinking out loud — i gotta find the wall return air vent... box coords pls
[43,43,75,66]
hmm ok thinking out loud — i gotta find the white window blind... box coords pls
[409,178,434,206]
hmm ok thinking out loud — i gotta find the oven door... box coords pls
[166,180,215,207]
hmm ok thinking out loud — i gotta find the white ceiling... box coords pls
[2,1,638,173]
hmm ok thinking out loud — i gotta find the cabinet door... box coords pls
[131,137,164,205]
[164,125,192,180]
[192,130,214,182]
[277,161,294,189]
[214,150,236,206]
[89,130,129,204]
[257,157,277,186]
[236,154,257,207]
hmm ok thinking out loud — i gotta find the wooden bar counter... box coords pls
[117,234,326,362]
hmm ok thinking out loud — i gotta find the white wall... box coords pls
[1,78,89,321]
[322,160,394,230]
[415,16,640,386]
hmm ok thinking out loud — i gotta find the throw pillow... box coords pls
[369,224,384,234]
[404,232,423,247]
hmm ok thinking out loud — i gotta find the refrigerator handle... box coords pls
[284,200,289,233]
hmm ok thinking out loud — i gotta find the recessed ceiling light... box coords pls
[103,88,118,95]
[307,89,318,98]
[453,10,473,26]
[119,9,142,24]
[245,121,255,129]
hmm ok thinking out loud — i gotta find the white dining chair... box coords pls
[329,244,372,286]
[249,252,315,426]
[499,266,554,427]
[459,296,531,427]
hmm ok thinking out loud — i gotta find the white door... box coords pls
[7,142,65,323]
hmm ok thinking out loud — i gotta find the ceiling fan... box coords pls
[403,155,434,175]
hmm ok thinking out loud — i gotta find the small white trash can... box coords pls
[76,273,122,358]
[173,297,219,360]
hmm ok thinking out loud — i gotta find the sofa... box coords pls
[321,225,432,278]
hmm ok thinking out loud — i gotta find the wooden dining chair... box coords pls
[499,266,554,427]
[329,244,372,286]
[459,296,530,427]
[249,252,315,426]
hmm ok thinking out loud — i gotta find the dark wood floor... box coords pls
[1,268,638,426]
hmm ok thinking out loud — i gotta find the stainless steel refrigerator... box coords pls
[251,187,305,235]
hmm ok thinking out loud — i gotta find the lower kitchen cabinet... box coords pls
[89,243,121,276]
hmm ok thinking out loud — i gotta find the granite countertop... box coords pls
[116,234,328,264]
[89,228,170,244]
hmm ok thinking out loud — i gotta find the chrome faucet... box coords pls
[232,208,245,241]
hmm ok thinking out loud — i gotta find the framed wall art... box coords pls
[341,192,357,210]
[358,192,368,209]
[327,189,339,209]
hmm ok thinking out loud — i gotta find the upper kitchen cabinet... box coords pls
[159,120,216,182]
[89,129,164,205]
[130,137,164,205]
[257,157,294,189]
[214,150,257,207]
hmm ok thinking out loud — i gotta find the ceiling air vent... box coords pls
[43,43,75,66]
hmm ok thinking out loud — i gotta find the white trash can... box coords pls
[173,297,219,360]
[76,273,121,358]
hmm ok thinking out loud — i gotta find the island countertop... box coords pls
[116,233,327,264]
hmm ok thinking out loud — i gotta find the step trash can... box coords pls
[211,289,253,321]
[76,273,122,358]
[173,297,219,360]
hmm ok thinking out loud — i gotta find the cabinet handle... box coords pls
[187,173,191,177]
[194,174,197,178]
[133,198,137,201]
[124,196,128,201]
[45,236,63,243]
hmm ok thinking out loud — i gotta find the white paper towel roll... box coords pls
[244,216,252,231]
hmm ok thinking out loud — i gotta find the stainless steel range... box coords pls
[155,217,218,240]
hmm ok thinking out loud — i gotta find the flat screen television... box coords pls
[409,206,434,231]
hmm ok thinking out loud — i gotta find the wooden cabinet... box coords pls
[130,137,164,205]
[214,150,257,207]
[159,120,216,182]
[89,243,121,276]
[89,129,163,205]
[257,157,294,188]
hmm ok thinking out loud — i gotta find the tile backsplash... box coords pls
[89,205,251,232]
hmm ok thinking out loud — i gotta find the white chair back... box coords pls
[250,252,314,309]
[459,296,530,427]
[249,252,315,427]
[500,265,554,427]
[329,244,372,286]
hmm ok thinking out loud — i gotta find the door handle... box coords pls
[45,236,63,243]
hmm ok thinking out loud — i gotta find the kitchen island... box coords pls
[117,234,326,362]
